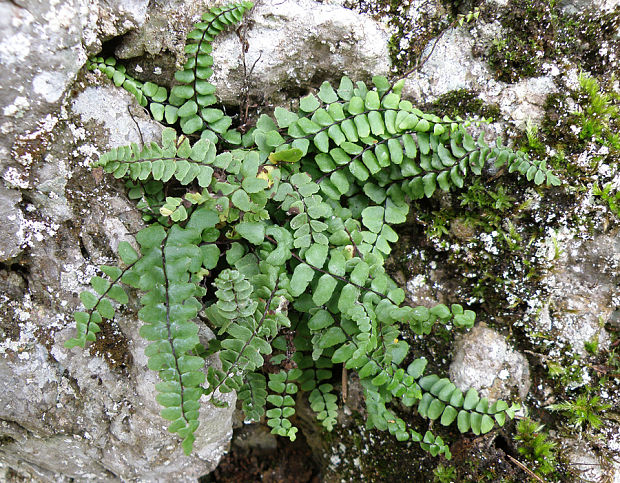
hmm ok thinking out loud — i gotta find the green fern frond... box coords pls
[69,1,561,457]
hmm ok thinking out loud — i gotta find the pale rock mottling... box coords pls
[72,86,163,148]
[449,323,531,401]
[532,231,619,355]
[211,0,390,104]
[403,28,557,127]
[33,72,72,104]
[562,440,620,482]
[559,0,620,13]
[0,185,25,261]
[0,0,235,476]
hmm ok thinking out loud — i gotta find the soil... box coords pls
[203,432,320,483]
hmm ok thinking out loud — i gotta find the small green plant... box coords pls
[575,72,619,149]
[523,120,546,156]
[592,182,620,217]
[66,2,561,457]
[514,418,558,476]
[433,463,457,483]
[547,393,611,430]
[584,334,600,355]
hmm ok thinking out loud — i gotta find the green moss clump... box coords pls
[344,0,452,74]
[428,89,501,120]
[485,0,620,83]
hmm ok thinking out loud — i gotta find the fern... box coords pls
[69,1,559,456]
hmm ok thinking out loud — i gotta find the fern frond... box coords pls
[65,242,137,348]
[73,2,560,458]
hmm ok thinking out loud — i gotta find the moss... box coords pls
[539,93,582,154]
[344,0,453,74]
[427,89,501,120]
[485,0,620,83]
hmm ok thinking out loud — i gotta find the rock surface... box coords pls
[0,78,237,481]
[449,323,531,400]
[116,0,391,105]
[533,230,619,356]
[0,0,150,263]
[1,0,619,480]
[403,27,557,127]
[0,1,239,478]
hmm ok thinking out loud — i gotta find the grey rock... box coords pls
[213,0,390,104]
[115,0,217,61]
[116,0,391,106]
[72,86,164,149]
[559,0,619,14]
[232,424,278,454]
[0,79,237,481]
[533,230,619,355]
[0,0,149,168]
[403,29,491,101]
[0,186,24,261]
[0,27,235,481]
[402,27,557,128]
[561,440,620,482]
[449,323,531,401]
[0,0,151,260]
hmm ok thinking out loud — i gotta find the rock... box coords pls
[561,440,620,482]
[0,0,150,163]
[232,424,278,455]
[72,86,164,149]
[403,29,492,102]
[0,8,238,474]
[0,186,25,261]
[113,0,217,87]
[449,323,531,400]
[558,0,620,14]
[116,0,391,105]
[532,229,619,355]
[0,0,152,261]
[0,74,237,481]
[402,27,557,128]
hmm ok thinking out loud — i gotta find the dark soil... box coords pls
[203,432,320,483]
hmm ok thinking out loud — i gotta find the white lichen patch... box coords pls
[0,293,36,355]
[0,32,31,65]
[72,86,163,148]
[61,262,100,295]
[3,96,30,118]
[18,217,60,249]
[2,166,30,189]
[33,71,69,104]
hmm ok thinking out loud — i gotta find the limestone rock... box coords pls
[561,440,620,482]
[558,0,620,14]
[232,425,278,455]
[211,0,389,104]
[0,0,151,261]
[533,229,619,355]
[0,186,25,261]
[116,0,391,105]
[0,75,237,481]
[449,323,531,401]
[403,27,557,128]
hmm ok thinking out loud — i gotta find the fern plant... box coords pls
[68,2,561,457]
